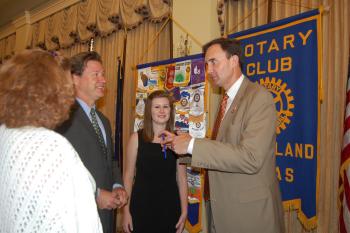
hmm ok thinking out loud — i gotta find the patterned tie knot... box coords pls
[90,107,96,118]
[90,108,107,157]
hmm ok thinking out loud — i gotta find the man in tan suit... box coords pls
[161,38,285,233]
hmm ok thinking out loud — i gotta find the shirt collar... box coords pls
[76,98,96,117]
[226,74,244,99]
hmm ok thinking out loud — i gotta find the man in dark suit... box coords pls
[57,51,128,233]
[162,38,285,233]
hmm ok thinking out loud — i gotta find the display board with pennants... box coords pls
[135,54,207,137]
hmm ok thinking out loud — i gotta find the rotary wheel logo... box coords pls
[259,77,294,134]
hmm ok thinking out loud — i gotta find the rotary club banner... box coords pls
[135,54,207,233]
[229,9,321,230]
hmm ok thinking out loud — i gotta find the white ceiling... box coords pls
[0,0,51,27]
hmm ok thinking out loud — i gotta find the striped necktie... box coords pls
[211,93,229,140]
[90,108,107,157]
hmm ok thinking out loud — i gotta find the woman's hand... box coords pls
[122,210,133,233]
[175,212,187,233]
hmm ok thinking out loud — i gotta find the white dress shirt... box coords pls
[187,74,245,154]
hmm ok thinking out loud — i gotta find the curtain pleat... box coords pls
[119,0,143,29]
[96,0,116,37]
[37,18,48,49]
[30,23,40,49]
[46,15,61,51]
[77,0,95,43]
[58,7,78,49]
[148,0,170,22]
[0,34,16,62]
[109,0,122,28]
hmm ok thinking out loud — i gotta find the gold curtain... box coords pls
[0,33,16,63]
[218,0,349,232]
[59,6,79,48]
[26,0,170,49]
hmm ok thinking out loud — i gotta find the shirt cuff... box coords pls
[113,183,123,189]
[187,137,195,154]
[95,187,100,199]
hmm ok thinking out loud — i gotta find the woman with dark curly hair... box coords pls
[0,49,102,233]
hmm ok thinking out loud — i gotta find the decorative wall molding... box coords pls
[0,24,16,39]
[30,0,80,24]
[12,11,31,29]
[0,0,81,40]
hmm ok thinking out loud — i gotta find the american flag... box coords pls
[339,61,350,233]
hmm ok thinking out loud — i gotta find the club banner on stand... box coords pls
[229,9,321,230]
[135,54,207,233]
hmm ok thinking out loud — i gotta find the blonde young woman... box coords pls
[122,90,187,233]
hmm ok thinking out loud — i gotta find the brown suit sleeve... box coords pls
[191,87,276,174]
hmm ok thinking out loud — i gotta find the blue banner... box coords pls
[229,9,321,230]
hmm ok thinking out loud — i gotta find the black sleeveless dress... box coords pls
[130,131,181,233]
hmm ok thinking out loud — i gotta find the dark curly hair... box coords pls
[0,49,74,129]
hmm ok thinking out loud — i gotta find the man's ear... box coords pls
[72,74,80,85]
[231,55,240,67]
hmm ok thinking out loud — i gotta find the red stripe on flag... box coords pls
[347,91,350,102]
[341,144,350,165]
[344,170,350,213]
[345,117,350,131]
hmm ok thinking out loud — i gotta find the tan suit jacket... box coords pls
[192,78,285,233]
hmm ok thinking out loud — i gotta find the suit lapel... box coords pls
[75,103,108,156]
[216,77,250,140]
[74,103,97,137]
